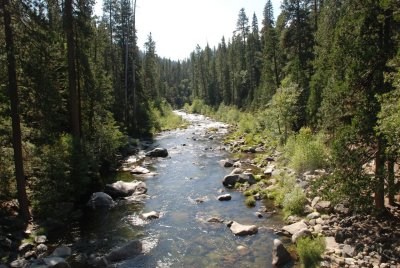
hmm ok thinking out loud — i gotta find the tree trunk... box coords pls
[131,0,137,132]
[387,156,395,206]
[374,137,386,210]
[64,0,81,140]
[2,0,31,221]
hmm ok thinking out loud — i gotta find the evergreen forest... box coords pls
[1,0,400,266]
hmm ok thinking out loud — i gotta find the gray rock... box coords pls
[304,205,314,214]
[86,192,114,209]
[334,203,350,215]
[272,239,293,267]
[292,228,312,243]
[105,180,147,198]
[51,246,72,258]
[282,221,308,235]
[219,159,233,168]
[222,173,256,188]
[307,212,321,220]
[18,242,35,253]
[325,237,340,251]
[207,217,224,223]
[44,257,70,268]
[229,221,258,236]
[145,148,168,157]
[104,240,142,263]
[313,224,323,233]
[264,166,274,177]
[255,212,263,218]
[24,250,36,259]
[35,235,47,244]
[315,201,332,213]
[130,166,150,174]
[10,259,27,268]
[217,194,232,201]
[36,243,48,253]
[311,196,321,208]
[230,168,243,175]
[343,245,356,257]
[141,211,159,220]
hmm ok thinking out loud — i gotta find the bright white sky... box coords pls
[94,0,282,60]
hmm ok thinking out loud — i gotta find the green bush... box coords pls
[296,237,326,268]
[151,100,187,131]
[244,190,252,196]
[282,186,307,216]
[285,128,328,173]
[245,196,256,207]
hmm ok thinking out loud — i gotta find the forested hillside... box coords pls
[0,0,184,220]
[160,0,400,212]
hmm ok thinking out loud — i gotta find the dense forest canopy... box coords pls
[0,0,399,223]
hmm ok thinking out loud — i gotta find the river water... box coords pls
[69,112,285,267]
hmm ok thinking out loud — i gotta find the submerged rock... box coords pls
[86,192,114,209]
[141,211,159,220]
[272,239,293,267]
[207,217,224,223]
[43,257,71,268]
[104,181,147,198]
[145,148,168,157]
[104,240,142,264]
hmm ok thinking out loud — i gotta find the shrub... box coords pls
[285,128,328,173]
[296,237,326,268]
[244,190,252,196]
[245,196,256,207]
[282,186,307,216]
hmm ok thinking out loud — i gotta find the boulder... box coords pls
[334,203,350,215]
[141,211,159,220]
[10,259,28,268]
[229,221,258,236]
[36,243,48,253]
[130,166,150,174]
[306,212,321,220]
[86,192,114,209]
[325,237,340,251]
[105,181,147,198]
[219,159,233,168]
[282,221,308,235]
[315,201,332,213]
[145,148,168,157]
[43,257,71,268]
[51,246,72,258]
[104,240,142,263]
[222,173,256,188]
[342,245,355,257]
[217,194,232,201]
[18,242,34,253]
[292,228,312,243]
[272,239,293,267]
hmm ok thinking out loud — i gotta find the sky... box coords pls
[94,0,282,60]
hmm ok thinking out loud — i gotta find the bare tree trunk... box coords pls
[2,0,31,221]
[131,0,137,132]
[64,0,81,140]
[387,156,395,206]
[374,137,386,211]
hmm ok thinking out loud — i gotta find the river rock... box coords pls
[230,168,243,175]
[264,166,274,177]
[219,159,233,168]
[43,257,70,268]
[35,235,47,244]
[217,194,232,201]
[272,239,293,267]
[325,236,340,251]
[334,203,350,215]
[104,240,142,263]
[311,196,321,208]
[36,243,48,253]
[130,166,150,174]
[222,173,256,188]
[51,246,72,258]
[306,212,321,220]
[105,180,147,198]
[86,192,114,209]
[237,245,250,256]
[145,148,168,157]
[207,217,224,223]
[315,200,332,213]
[10,259,27,268]
[229,221,258,236]
[282,221,308,235]
[141,211,159,220]
[18,242,34,253]
[343,244,356,257]
[292,228,312,243]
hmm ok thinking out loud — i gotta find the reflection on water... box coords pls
[64,112,286,267]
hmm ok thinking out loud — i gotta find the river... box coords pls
[67,112,285,267]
